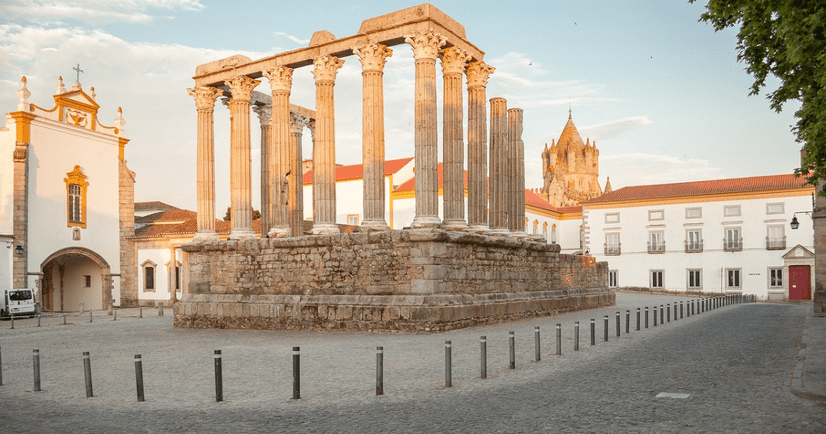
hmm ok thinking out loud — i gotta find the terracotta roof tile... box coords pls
[135,209,197,224]
[585,173,810,204]
[303,157,413,185]
[524,189,581,213]
[134,201,178,212]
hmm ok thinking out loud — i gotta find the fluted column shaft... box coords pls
[289,113,309,236]
[354,43,393,231]
[440,47,471,231]
[225,76,260,239]
[466,62,495,231]
[311,55,344,235]
[489,97,509,233]
[263,67,293,238]
[508,108,526,236]
[253,104,272,234]
[406,31,446,229]
[188,86,222,241]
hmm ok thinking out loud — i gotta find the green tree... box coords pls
[691,0,826,190]
[223,206,261,221]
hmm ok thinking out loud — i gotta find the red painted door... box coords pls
[789,266,811,300]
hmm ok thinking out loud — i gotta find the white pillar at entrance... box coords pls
[405,30,446,229]
[439,46,471,231]
[252,103,272,235]
[311,55,344,235]
[263,66,293,238]
[187,86,222,242]
[225,75,260,240]
[353,43,393,232]
[466,62,495,232]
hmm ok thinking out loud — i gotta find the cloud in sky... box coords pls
[579,116,653,142]
[5,0,205,24]
[600,153,722,189]
[273,32,309,45]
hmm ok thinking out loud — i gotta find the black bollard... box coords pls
[636,308,641,331]
[63,314,66,325]
[376,347,383,396]
[445,341,453,387]
[574,321,580,351]
[616,312,620,337]
[10,313,14,330]
[535,326,541,362]
[33,349,41,392]
[292,347,300,399]
[604,315,608,342]
[654,307,658,327]
[89,310,93,323]
[660,305,664,324]
[645,306,649,328]
[667,304,670,323]
[0,346,3,386]
[214,350,223,402]
[555,324,562,356]
[590,319,595,346]
[83,351,93,398]
[134,354,144,402]
[680,301,684,319]
[480,336,487,379]
[114,310,117,321]
[509,332,515,369]
[37,313,41,327]
[140,307,143,319]
[626,310,630,334]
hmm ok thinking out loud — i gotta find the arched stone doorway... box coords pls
[40,248,113,312]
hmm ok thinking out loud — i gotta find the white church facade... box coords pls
[0,76,137,311]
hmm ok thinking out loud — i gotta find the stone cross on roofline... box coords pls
[73,63,83,83]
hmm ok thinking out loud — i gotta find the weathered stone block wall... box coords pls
[175,229,614,331]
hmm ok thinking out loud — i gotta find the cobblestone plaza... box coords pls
[0,293,824,433]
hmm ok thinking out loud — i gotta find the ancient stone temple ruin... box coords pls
[175,4,614,331]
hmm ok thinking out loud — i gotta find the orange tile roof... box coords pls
[394,163,468,192]
[524,189,581,214]
[134,201,178,212]
[135,209,197,224]
[303,157,413,185]
[585,173,811,204]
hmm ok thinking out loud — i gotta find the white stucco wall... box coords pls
[585,193,814,299]
[137,248,180,303]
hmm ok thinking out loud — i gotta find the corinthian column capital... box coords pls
[224,75,260,102]
[439,46,471,76]
[405,30,446,60]
[252,104,272,127]
[353,43,393,72]
[466,61,495,89]
[312,55,344,83]
[263,66,293,92]
[187,86,222,111]
[290,112,310,134]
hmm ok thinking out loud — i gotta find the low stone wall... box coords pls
[175,229,614,331]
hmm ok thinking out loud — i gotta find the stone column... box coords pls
[263,67,293,238]
[289,112,310,237]
[187,86,222,242]
[489,97,509,235]
[354,43,393,232]
[440,47,471,231]
[466,62,495,232]
[168,247,178,304]
[252,104,272,235]
[225,75,260,240]
[405,31,446,229]
[508,108,527,237]
[311,55,344,235]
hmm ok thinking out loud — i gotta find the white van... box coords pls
[1,288,37,318]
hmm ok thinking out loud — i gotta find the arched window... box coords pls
[64,165,88,228]
[542,222,548,240]
[532,220,539,234]
[551,224,557,244]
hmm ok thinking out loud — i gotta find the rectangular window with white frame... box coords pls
[687,269,702,290]
[347,214,359,226]
[726,268,742,290]
[605,233,620,255]
[608,270,618,288]
[725,227,742,251]
[648,210,664,221]
[766,202,784,215]
[605,213,620,224]
[685,207,702,219]
[648,231,664,253]
[766,225,785,250]
[724,205,741,217]
[650,270,664,289]
[769,267,783,289]
[686,229,702,252]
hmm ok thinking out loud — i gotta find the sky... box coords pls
[0,0,802,211]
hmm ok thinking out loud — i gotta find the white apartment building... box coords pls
[583,174,815,301]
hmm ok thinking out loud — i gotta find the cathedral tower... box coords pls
[539,112,603,207]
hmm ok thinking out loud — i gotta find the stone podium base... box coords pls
[175,229,614,332]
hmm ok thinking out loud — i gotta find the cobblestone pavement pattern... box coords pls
[0,293,824,433]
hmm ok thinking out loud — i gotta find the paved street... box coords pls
[0,293,823,433]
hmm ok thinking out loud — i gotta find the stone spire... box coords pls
[17,76,31,111]
[604,177,613,194]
